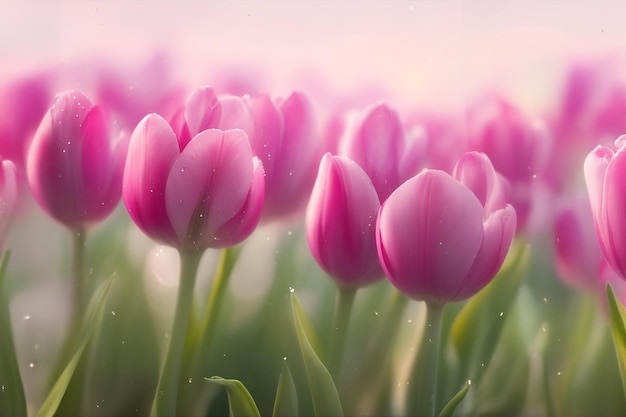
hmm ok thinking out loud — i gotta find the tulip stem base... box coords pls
[152,249,203,417]
[409,301,444,417]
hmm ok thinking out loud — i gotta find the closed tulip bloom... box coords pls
[584,135,626,279]
[123,113,264,251]
[247,92,320,221]
[376,162,516,304]
[306,153,384,287]
[338,103,418,201]
[553,195,606,293]
[26,90,127,230]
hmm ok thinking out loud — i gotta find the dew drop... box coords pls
[180,167,186,173]
[374,311,379,316]
[188,378,193,384]
[499,312,504,317]
[29,363,34,368]
[111,311,116,316]
[283,356,287,361]
[288,286,295,293]
[23,314,31,320]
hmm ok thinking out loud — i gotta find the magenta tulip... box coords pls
[466,94,551,231]
[338,103,422,201]
[247,92,320,221]
[376,156,516,304]
[123,113,264,251]
[26,90,127,230]
[170,86,254,150]
[584,135,626,279]
[306,153,384,287]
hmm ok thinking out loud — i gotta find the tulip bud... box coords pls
[247,92,321,221]
[26,90,127,230]
[376,162,516,304]
[306,153,384,287]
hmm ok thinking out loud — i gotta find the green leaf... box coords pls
[205,376,261,417]
[449,243,530,389]
[291,293,343,417]
[607,284,626,401]
[438,380,470,417]
[0,251,27,417]
[272,360,298,417]
[36,275,115,417]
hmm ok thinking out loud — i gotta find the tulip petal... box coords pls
[184,86,220,140]
[602,145,626,277]
[165,129,253,249]
[584,145,616,271]
[123,113,179,244]
[80,104,119,219]
[377,170,484,302]
[246,93,284,186]
[453,204,516,301]
[212,156,265,248]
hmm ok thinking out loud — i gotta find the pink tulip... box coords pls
[26,90,127,230]
[338,103,423,201]
[466,94,551,231]
[246,92,321,221]
[306,153,384,288]
[376,156,516,304]
[123,113,264,251]
[0,71,52,168]
[584,135,626,279]
[170,86,254,150]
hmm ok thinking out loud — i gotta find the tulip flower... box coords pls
[377,160,516,304]
[584,135,626,280]
[123,113,264,252]
[247,92,320,221]
[338,103,423,201]
[0,71,51,171]
[466,94,551,231]
[26,90,127,231]
[169,86,254,150]
[553,194,606,293]
[306,153,384,288]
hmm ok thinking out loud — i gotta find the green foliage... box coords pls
[0,251,27,417]
[36,275,115,417]
[205,376,261,417]
[291,293,343,417]
[272,361,298,417]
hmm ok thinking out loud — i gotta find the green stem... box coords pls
[409,301,444,417]
[199,246,241,355]
[152,249,203,417]
[72,228,87,318]
[327,286,357,379]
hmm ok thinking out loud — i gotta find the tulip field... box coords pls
[3,3,626,417]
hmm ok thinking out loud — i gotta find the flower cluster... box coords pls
[2,53,626,417]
